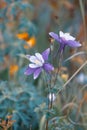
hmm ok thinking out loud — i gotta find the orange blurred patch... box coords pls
[83,91,87,102]
[24,44,29,49]
[16,32,29,41]
[0,1,7,9]
[48,0,59,10]
[61,74,69,81]
[9,64,19,77]
[71,56,84,65]
[17,33,36,49]
[26,36,36,48]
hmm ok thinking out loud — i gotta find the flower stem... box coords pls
[46,120,48,130]
[53,50,63,85]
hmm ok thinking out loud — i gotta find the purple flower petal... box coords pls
[24,67,36,75]
[43,63,54,72]
[66,40,81,48]
[49,31,82,49]
[49,32,60,43]
[34,67,42,79]
[42,48,50,61]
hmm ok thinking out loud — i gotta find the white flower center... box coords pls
[59,31,75,41]
[29,53,44,68]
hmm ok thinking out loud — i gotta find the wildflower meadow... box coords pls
[0,0,87,130]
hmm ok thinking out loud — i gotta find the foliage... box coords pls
[0,80,45,130]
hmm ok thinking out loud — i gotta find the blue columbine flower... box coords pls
[24,48,54,79]
[49,31,81,53]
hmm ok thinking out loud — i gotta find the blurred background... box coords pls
[0,0,87,130]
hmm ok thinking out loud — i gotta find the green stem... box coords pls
[46,120,48,130]
[53,50,63,86]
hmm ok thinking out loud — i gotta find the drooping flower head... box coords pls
[49,31,81,53]
[24,48,54,79]
[48,93,56,102]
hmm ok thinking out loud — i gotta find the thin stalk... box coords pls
[30,125,32,130]
[53,50,63,86]
[79,0,87,48]
[43,72,50,130]
[49,46,53,109]
[46,120,48,130]
[62,60,87,90]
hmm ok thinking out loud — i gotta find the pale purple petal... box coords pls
[26,55,31,60]
[35,53,44,63]
[34,67,42,79]
[43,63,54,72]
[29,55,37,63]
[59,31,75,41]
[66,40,81,48]
[24,67,36,75]
[49,32,60,43]
[42,48,50,61]
[29,63,40,68]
